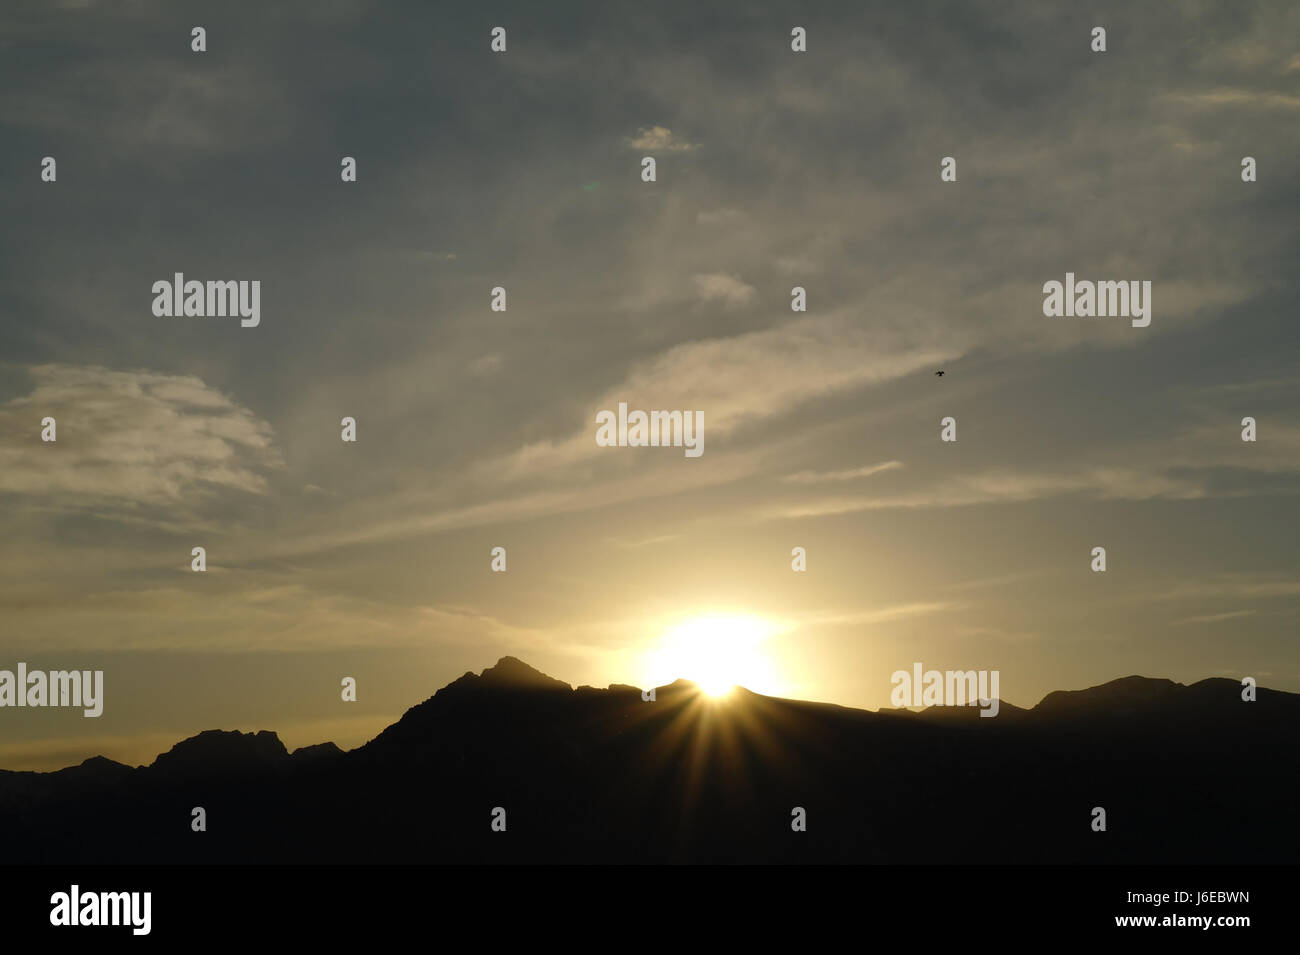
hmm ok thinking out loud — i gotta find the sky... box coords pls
[1,0,1297,770]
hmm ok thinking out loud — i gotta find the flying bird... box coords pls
[934,370,945,376]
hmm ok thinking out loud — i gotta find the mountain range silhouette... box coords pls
[2,657,1296,863]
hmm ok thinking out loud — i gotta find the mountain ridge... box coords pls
[3,658,1295,864]
[5,662,1292,775]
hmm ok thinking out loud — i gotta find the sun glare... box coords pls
[643,614,783,698]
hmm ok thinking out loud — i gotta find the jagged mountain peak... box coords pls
[478,656,572,691]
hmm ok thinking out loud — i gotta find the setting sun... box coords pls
[642,614,784,698]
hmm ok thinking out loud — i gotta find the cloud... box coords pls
[477,309,954,488]
[624,126,698,151]
[1165,88,1300,110]
[607,534,681,549]
[226,442,777,563]
[1173,610,1257,626]
[0,572,544,653]
[757,467,1210,520]
[1139,577,1300,604]
[801,602,959,627]
[608,311,951,435]
[692,272,758,309]
[757,397,1300,523]
[781,461,903,484]
[0,364,281,509]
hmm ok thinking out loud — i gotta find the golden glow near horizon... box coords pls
[641,614,785,698]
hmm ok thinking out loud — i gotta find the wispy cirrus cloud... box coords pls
[757,467,1209,520]
[781,461,903,484]
[799,602,959,627]
[0,364,282,509]
[1164,88,1300,110]
[1173,610,1257,626]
